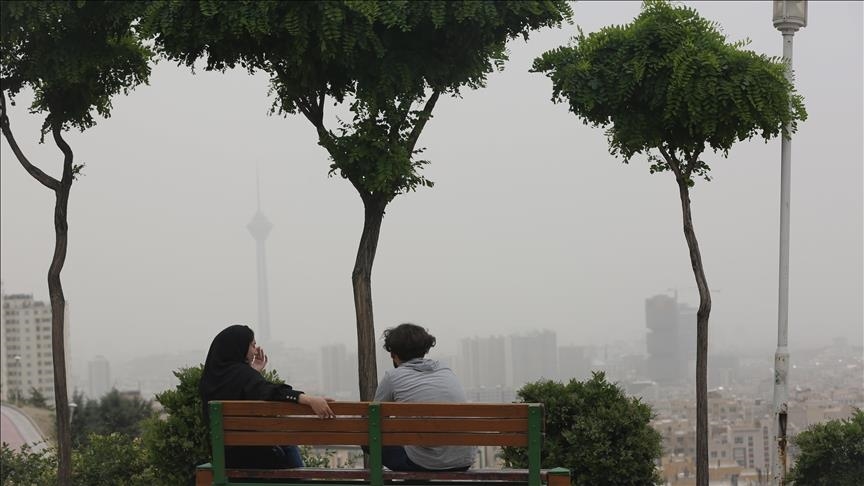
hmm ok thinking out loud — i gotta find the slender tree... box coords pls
[0,2,151,483]
[143,0,572,400]
[532,2,805,484]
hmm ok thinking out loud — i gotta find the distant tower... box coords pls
[247,171,272,344]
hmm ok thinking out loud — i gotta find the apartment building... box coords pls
[2,292,70,405]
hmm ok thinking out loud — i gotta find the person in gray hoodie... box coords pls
[373,323,476,471]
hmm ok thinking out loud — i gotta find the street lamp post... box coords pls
[771,2,807,485]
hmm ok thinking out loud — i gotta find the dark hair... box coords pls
[383,323,436,362]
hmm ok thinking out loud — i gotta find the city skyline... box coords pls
[1,1,861,369]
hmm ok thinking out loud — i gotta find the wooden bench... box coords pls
[196,400,570,486]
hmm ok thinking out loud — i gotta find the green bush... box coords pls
[140,365,210,486]
[788,409,864,486]
[0,444,56,485]
[2,433,155,486]
[71,433,157,485]
[501,372,663,485]
[71,389,155,446]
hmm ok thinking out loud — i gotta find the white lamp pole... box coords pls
[771,2,807,485]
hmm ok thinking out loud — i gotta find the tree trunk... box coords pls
[50,127,74,486]
[675,178,712,486]
[352,194,387,401]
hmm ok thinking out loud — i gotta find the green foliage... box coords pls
[71,433,157,486]
[0,0,152,136]
[140,365,210,486]
[788,409,864,486]
[1,435,156,486]
[533,0,806,183]
[71,389,155,447]
[143,1,572,200]
[501,372,663,486]
[0,444,56,485]
[25,387,49,409]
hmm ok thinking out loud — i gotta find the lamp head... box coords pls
[773,0,807,33]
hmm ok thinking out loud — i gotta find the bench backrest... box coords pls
[208,401,544,485]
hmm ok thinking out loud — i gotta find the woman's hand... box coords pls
[250,346,268,372]
[299,394,335,419]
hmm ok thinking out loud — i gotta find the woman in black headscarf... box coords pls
[200,324,334,468]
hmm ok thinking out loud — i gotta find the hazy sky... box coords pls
[1,1,862,370]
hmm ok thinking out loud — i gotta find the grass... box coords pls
[17,404,56,444]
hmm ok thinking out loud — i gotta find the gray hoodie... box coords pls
[373,358,476,470]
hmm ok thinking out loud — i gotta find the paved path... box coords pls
[0,404,48,452]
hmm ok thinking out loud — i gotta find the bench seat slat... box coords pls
[381,417,528,433]
[223,467,550,481]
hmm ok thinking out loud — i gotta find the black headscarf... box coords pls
[199,324,301,424]
[200,325,254,420]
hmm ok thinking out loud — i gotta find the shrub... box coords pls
[501,372,663,485]
[0,443,56,485]
[140,366,210,486]
[788,409,864,486]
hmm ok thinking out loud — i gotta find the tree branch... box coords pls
[295,92,334,149]
[659,144,685,183]
[406,90,440,154]
[52,125,74,186]
[0,91,60,191]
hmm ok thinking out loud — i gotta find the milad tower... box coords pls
[247,174,272,345]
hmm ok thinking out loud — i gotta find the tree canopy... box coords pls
[143,0,571,198]
[788,409,864,486]
[533,0,806,182]
[1,1,151,136]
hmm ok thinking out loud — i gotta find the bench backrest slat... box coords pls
[221,401,370,416]
[379,402,529,418]
[223,416,369,433]
[224,431,369,446]
[381,417,529,433]
[381,432,528,447]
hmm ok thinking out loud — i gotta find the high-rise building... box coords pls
[677,303,697,365]
[2,291,70,404]
[247,173,273,345]
[645,294,686,384]
[458,335,507,389]
[508,330,557,388]
[87,355,111,399]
